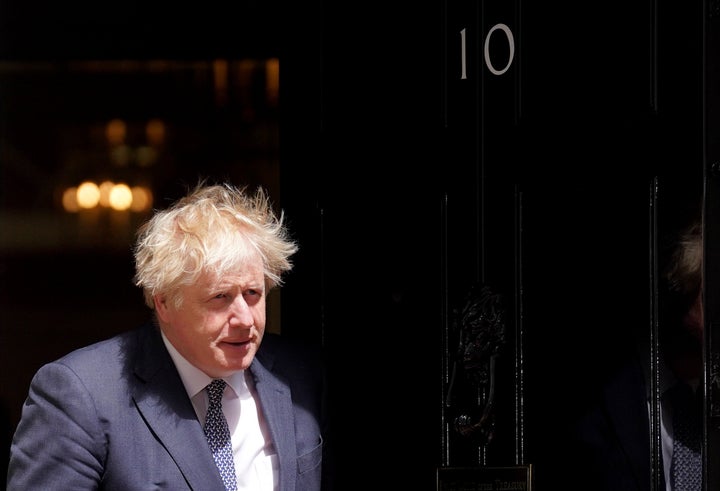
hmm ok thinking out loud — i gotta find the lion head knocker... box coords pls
[445,283,506,445]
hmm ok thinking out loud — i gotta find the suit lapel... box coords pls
[131,324,226,491]
[603,357,653,491]
[250,346,296,491]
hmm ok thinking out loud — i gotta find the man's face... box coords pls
[684,290,704,343]
[155,253,267,378]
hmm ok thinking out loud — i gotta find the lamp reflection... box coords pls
[62,181,152,213]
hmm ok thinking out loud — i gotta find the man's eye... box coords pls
[213,293,227,299]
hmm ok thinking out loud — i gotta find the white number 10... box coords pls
[460,23,515,79]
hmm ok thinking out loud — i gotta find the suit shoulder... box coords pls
[46,322,155,376]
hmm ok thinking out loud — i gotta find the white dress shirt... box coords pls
[161,331,279,490]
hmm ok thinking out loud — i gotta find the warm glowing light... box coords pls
[146,119,166,146]
[266,58,280,106]
[99,180,115,207]
[77,181,101,208]
[213,59,229,106]
[62,187,80,212]
[109,183,133,210]
[63,181,154,214]
[130,186,153,212]
[106,119,127,145]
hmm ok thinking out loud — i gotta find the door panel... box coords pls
[279,0,716,488]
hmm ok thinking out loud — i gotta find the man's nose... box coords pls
[229,296,254,326]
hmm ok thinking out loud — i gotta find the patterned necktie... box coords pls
[671,383,702,490]
[204,379,238,491]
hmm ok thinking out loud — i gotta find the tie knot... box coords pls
[207,379,227,405]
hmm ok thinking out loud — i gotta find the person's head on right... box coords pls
[663,217,703,382]
[665,218,703,340]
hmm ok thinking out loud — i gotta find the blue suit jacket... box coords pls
[538,353,663,491]
[7,322,331,491]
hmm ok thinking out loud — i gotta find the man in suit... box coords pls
[537,216,703,490]
[7,182,332,491]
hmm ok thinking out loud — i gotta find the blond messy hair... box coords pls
[133,181,298,309]
[665,219,703,297]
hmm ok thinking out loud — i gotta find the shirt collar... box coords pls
[160,329,247,399]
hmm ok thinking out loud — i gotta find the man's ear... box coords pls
[154,294,171,322]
